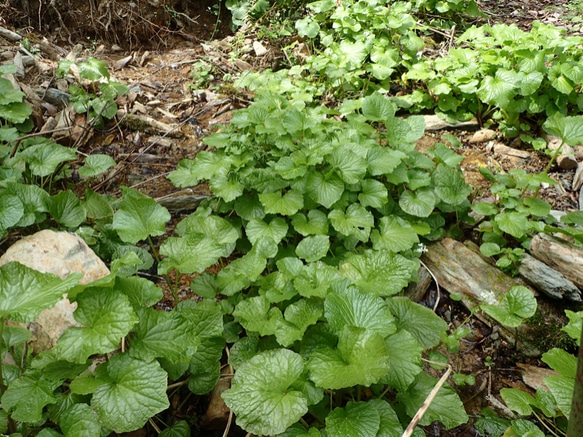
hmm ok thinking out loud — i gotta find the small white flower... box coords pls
[479,290,498,306]
[415,243,428,254]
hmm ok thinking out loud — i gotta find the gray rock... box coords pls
[0,230,110,352]
[518,253,581,301]
[469,128,497,143]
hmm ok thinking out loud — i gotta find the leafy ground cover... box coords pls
[1,0,583,436]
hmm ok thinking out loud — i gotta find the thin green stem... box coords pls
[148,235,179,307]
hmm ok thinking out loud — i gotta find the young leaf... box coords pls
[296,235,330,262]
[500,388,536,416]
[0,262,81,322]
[371,216,419,252]
[306,172,344,208]
[328,203,374,242]
[432,164,471,206]
[324,287,395,337]
[325,401,380,437]
[542,348,577,378]
[78,57,110,80]
[275,299,323,347]
[291,209,329,236]
[382,330,423,391]
[91,353,169,433]
[362,93,396,122]
[397,372,468,429]
[481,286,537,328]
[259,189,304,216]
[385,297,448,348]
[399,188,436,218]
[358,179,388,209]
[78,154,116,178]
[55,288,139,363]
[543,114,583,146]
[246,217,289,246]
[188,336,225,394]
[340,250,418,296]
[307,326,390,389]
[0,370,60,423]
[130,308,198,363]
[113,187,170,244]
[18,142,77,177]
[59,403,102,437]
[222,349,309,436]
[83,189,113,220]
[494,212,531,238]
[49,190,87,228]
[6,182,50,227]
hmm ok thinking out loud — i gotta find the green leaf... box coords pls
[371,216,419,252]
[471,201,499,216]
[0,77,26,104]
[78,154,116,178]
[296,235,330,262]
[159,215,239,274]
[362,93,396,122]
[246,217,288,246]
[280,423,322,437]
[130,308,197,363]
[222,349,308,436]
[543,114,583,146]
[480,242,502,257]
[432,164,471,206]
[1,101,32,123]
[113,187,170,243]
[329,147,368,184]
[562,310,583,346]
[59,403,102,437]
[275,299,323,347]
[306,172,344,208]
[369,398,404,437]
[523,197,551,217]
[188,336,225,394]
[294,261,342,298]
[481,286,537,328]
[160,420,191,437]
[358,179,388,209]
[397,372,468,429]
[367,146,406,176]
[477,70,516,108]
[545,374,574,419]
[6,182,49,227]
[328,204,374,241]
[56,288,139,363]
[78,57,110,80]
[233,295,278,336]
[542,348,577,378]
[385,297,448,348]
[340,250,418,296]
[0,262,81,322]
[326,401,380,437]
[307,326,390,389]
[18,142,77,177]
[168,154,224,187]
[259,189,304,216]
[399,188,436,217]
[500,388,536,416]
[115,275,163,308]
[1,371,60,422]
[83,189,113,220]
[291,209,329,236]
[494,212,531,238]
[325,287,395,337]
[296,17,320,38]
[0,192,24,232]
[382,330,423,391]
[49,190,86,228]
[91,353,169,433]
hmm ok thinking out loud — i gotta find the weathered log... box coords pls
[155,191,209,213]
[518,253,581,302]
[422,238,541,355]
[422,115,479,131]
[530,234,583,289]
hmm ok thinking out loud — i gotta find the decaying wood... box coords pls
[518,253,581,301]
[516,363,557,392]
[423,115,479,131]
[422,238,541,355]
[530,233,583,289]
[155,191,208,213]
[0,26,22,41]
[119,112,183,138]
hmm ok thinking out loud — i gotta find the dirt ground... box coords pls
[0,0,582,435]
